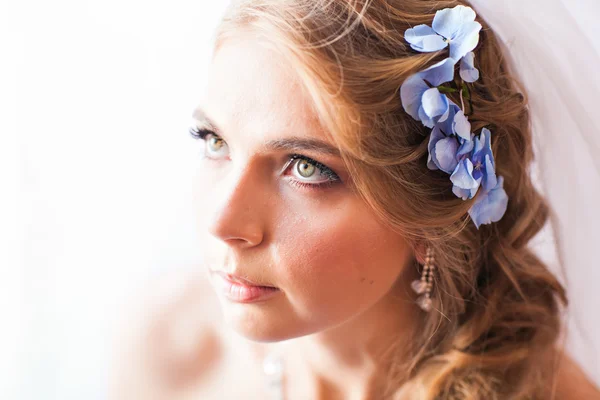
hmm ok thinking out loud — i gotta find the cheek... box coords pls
[275,203,410,324]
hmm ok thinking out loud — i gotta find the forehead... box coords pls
[199,37,325,143]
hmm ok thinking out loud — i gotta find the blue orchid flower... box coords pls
[404,5,482,61]
[400,58,456,127]
[459,51,479,82]
[468,176,509,229]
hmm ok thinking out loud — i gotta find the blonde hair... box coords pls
[213,0,569,398]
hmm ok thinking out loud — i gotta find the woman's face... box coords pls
[193,37,414,342]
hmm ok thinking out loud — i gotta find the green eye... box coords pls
[287,155,341,188]
[296,159,316,178]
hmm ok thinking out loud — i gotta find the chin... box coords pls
[217,298,318,343]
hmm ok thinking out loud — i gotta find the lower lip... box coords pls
[211,273,280,303]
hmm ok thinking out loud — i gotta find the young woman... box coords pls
[114,0,600,399]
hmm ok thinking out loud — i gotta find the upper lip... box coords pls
[212,270,276,288]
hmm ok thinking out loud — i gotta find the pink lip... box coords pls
[210,271,280,303]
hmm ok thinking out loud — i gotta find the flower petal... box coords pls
[450,158,480,190]
[482,154,498,192]
[422,88,449,120]
[471,127,494,166]
[432,5,476,41]
[435,136,459,174]
[400,74,429,121]
[427,152,437,170]
[453,109,471,141]
[418,105,435,128]
[459,51,480,82]
[418,57,456,87]
[471,183,480,198]
[436,101,459,136]
[452,184,479,200]
[471,163,483,183]
[438,103,451,123]
[427,126,446,170]
[449,21,482,61]
[468,176,509,229]
[456,135,475,157]
[470,128,497,190]
[480,127,495,167]
[452,185,471,200]
[405,24,448,52]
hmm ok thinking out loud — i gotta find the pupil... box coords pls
[298,160,315,177]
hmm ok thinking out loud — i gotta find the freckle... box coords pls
[360,278,366,283]
[369,280,374,285]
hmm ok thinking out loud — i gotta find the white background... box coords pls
[1,0,598,399]
[1,1,228,398]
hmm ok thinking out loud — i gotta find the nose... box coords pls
[204,163,267,249]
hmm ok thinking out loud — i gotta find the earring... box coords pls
[411,245,435,312]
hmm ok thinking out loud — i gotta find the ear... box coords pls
[413,240,429,265]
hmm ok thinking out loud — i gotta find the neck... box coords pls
[278,271,421,400]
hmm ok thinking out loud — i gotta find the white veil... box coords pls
[468,0,600,383]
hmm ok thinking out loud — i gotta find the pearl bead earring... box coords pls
[411,246,435,312]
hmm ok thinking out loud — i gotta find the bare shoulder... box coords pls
[548,348,600,400]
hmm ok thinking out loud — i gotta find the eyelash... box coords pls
[189,126,341,190]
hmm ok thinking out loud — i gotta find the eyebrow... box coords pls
[192,108,341,158]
